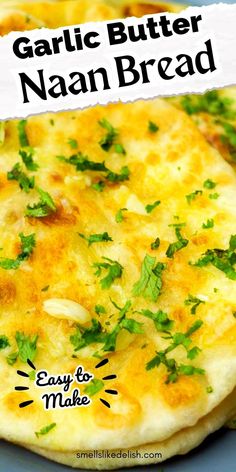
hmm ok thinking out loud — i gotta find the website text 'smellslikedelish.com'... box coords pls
[76,450,162,460]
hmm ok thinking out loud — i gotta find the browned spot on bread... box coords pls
[28,204,78,227]
[160,375,203,408]
[0,277,16,305]
[124,2,169,18]
[0,12,41,36]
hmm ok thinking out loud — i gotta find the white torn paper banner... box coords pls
[0,3,236,120]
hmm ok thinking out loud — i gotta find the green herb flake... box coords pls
[132,254,166,302]
[35,423,56,438]
[15,331,38,363]
[95,305,106,315]
[93,257,123,289]
[139,309,174,332]
[91,180,105,192]
[145,200,161,214]
[209,193,219,200]
[106,166,130,183]
[191,235,236,280]
[115,208,127,223]
[148,121,159,133]
[84,378,104,396]
[0,335,10,350]
[6,352,18,366]
[19,149,39,171]
[203,179,217,189]
[0,232,36,270]
[26,187,56,218]
[68,138,78,149]
[151,237,160,251]
[202,218,214,229]
[206,386,213,393]
[7,163,35,193]
[57,153,107,172]
[181,91,236,119]
[41,285,49,292]
[79,232,113,247]
[114,143,126,155]
[18,120,29,147]
[186,190,203,204]
[166,224,188,259]
[184,294,205,314]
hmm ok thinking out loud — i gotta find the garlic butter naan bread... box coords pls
[0,0,235,469]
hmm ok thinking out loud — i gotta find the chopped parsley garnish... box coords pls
[84,378,104,396]
[0,232,36,270]
[132,254,166,302]
[95,304,106,315]
[206,386,213,394]
[98,118,125,154]
[18,119,29,147]
[203,179,217,189]
[41,285,49,292]
[166,224,188,258]
[146,320,204,383]
[26,187,56,218]
[151,237,160,250]
[91,181,105,192]
[148,121,159,133]
[7,163,35,193]
[35,423,56,438]
[79,232,113,247]
[209,192,219,200]
[145,200,161,214]
[106,166,130,183]
[57,153,107,172]
[184,294,205,314]
[115,208,127,223]
[91,180,105,192]
[202,218,214,229]
[0,335,10,350]
[191,235,236,280]
[19,149,39,171]
[114,143,126,155]
[71,301,142,353]
[181,91,236,119]
[15,331,38,363]
[93,257,123,289]
[6,352,18,366]
[139,309,173,332]
[68,138,78,149]
[186,190,202,204]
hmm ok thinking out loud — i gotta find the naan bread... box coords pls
[0,1,235,469]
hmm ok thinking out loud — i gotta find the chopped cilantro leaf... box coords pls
[106,166,130,183]
[15,331,38,363]
[6,351,18,366]
[18,120,29,147]
[114,143,126,155]
[145,200,161,214]
[0,232,36,270]
[184,294,205,314]
[0,335,10,350]
[191,235,236,280]
[99,118,118,151]
[91,180,105,192]
[35,423,56,438]
[132,254,166,302]
[166,224,188,258]
[7,163,35,193]
[151,237,160,250]
[203,179,217,189]
[93,257,123,289]
[26,187,56,218]
[70,319,105,351]
[19,149,39,171]
[68,138,78,149]
[115,208,127,223]
[207,386,213,393]
[148,121,159,133]
[202,218,214,229]
[139,309,173,332]
[95,305,106,315]
[84,378,104,396]
[79,232,113,247]
[186,190,202,204]
[181,91,236,119]
[209,193,219,200]
[57,153,107,172]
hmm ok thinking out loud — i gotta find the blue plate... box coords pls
[0,0,235,470]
